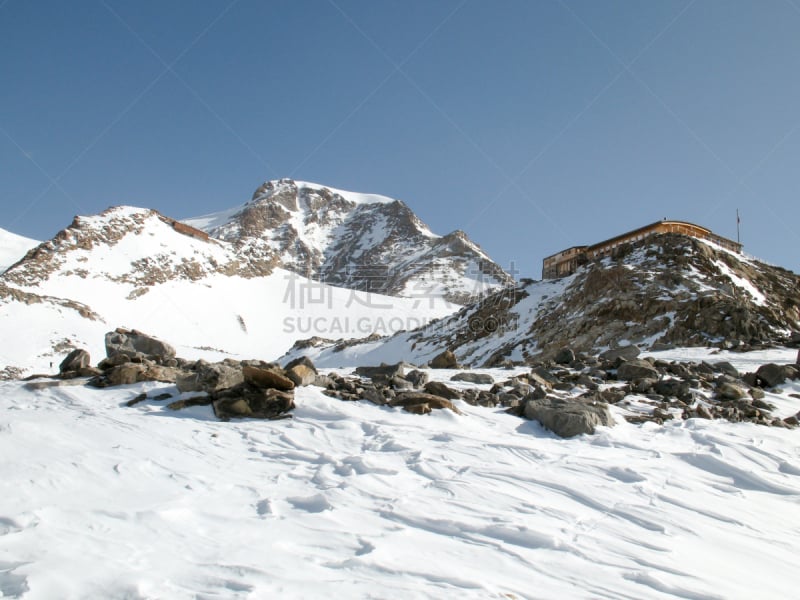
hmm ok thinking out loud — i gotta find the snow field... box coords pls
[1,354,799,599]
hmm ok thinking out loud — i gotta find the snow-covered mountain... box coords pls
[0,206,453,376]
[185,179,513,304]
[282,233,800,368]
[0,226,39,272]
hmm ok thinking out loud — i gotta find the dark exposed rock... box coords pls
[126,392,148,407]
[653,378,691,400]
[523,397,615,437]
[450,372,494,385]
[59,349,90,374]
[755,363,791,388]
[430,350,459,369]
[554,347,575,365]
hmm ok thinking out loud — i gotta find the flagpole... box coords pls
[736,208,740,245]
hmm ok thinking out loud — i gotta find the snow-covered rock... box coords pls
[0,226,39,272]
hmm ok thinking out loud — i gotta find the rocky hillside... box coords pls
[283,233,800,367]
[185,179,512,304]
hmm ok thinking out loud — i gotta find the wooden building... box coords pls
[542,220,742,279]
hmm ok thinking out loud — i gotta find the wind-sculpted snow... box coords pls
[0,354,799,598]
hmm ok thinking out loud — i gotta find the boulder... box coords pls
[355,363,405,381]
[59,349,90,374]
[756,363,790,388]
[104,329,175,361]
[242,365,295,391]
[616,359,659,382]
[653,378,691,399]
[177,362,244,393]
[286,364,316,387]
[523,397,615,438]
[717,382,747,401]
[450,372,494,385]
[599,346,640,362]
[530,367,560,387]
[554,347,575,365]
[424,381,461,400]
[429,350,458,369]
[405,369,430,388]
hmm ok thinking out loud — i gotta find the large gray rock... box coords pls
[450,372,494,385]
[355,363,405,380]
[600,346,640,362]
[105,329,176,361]
[523,397,615,438]
[756,363,790,388]
[177,362,244,393]
[616,359,659,381]
[59,349,90,374]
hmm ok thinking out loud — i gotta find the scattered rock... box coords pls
[450,372,494,385]
[126,392,148,407]
[523,397,615,437]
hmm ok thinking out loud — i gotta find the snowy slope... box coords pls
[1,348,799,598]
[0,207,454,376]
[185,179,513,304]
[288,234,800,368]
[0,227,39,272]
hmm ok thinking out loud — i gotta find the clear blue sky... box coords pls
[2,0,799,277]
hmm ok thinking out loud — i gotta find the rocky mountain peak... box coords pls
[186,179,513,304]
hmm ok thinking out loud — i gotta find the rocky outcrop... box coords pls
[352,233,799,367]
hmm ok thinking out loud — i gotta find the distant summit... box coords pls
[185,179,513,305]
